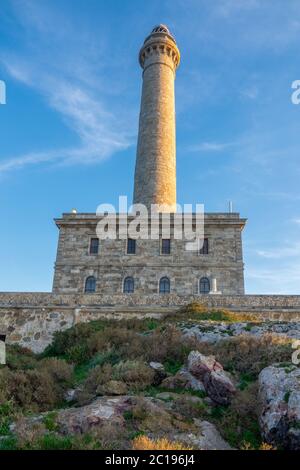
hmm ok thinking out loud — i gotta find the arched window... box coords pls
[199,277,210,294]
[85,276,96,293]
[159,277,170,294]
[123,276,134,294]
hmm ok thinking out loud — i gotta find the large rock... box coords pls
[259,365,300,450]
[187,351,223,378]
[187,351,236,405]
[161,367,205,392]
[11,395,233,450]
[175,420,233,450]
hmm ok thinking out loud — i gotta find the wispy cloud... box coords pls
[256,241,300,260]
[0,0,134,175]
[188,141,236,153]
[246,264,300,294]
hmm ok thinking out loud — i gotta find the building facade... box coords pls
[52,25,247,296]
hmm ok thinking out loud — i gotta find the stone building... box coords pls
[52,25,247,296]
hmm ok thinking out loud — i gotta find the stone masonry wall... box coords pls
[1,292,300,353]
[53,213,246,296]
[133,29,180,211]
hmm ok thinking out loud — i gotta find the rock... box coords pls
[187,351,223,378]
[149,361,167,385]
[161,367,205,392]
[99,380,128,396]
[58,396,131,434]
[10,396,132,436]
[203,370,236,405]
[64,389,76,403]
[149,361,165,371]
[9,394,233,450]
[182,321,300,344]
[175,420,233,450]
[259,365,300,450]
[187,351,236,405]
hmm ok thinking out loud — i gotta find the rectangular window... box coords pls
[200,238,209,255]
[161,239,171,255]
[89,238,99,254]
[127,238,136,254]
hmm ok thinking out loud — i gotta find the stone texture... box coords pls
[52,213,246,296]
[133,27,180,211]
[258,365,300,450]
[187,351,236,405]
[1,293,300,353]
[10,395,232,449]
[183,321,300,344]
[175,419,233,450]
[161,367,205,392]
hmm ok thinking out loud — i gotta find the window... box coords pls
[85,276,96,293]
[89,238,99,254]
[127,238,136,254]
[123,276,134,294]
[199,277,210,294]
[200,238,209,255]
[161,239,171,255]
[159,276,170,294]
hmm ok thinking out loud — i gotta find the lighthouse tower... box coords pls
[133,25,180,212]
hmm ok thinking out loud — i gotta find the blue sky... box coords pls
[1,0,300,294]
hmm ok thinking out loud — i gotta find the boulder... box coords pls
[149,361,167,385]
[202,370,236,405]
[10,396,132,436]
[187,351,223,378]
[161,367,205,392]
[175,419,233,450]
[10,395,233,450]
[187,351,236,405]
[259,365,300,450]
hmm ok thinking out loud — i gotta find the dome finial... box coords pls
[152,24,171,35]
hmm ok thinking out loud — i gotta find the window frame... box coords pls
[127,238,136,255]
[84,276,96,293]
[123,276,134,294]
[159,276,171,294]
[161,238,171,255]
[89,237,99,255]
[199,277,210,294]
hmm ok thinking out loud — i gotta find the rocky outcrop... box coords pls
[187,351,236,405]
[10,395,232,450]
[259,365,300,450]
[175,420,233,450]
[183,321,300,344]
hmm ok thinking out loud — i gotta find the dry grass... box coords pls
[132,435,193,450]
[175,302,258,323]
[195,333,292,376]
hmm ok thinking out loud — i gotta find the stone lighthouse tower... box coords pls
[133,25,180,212]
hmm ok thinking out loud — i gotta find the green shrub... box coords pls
[0,360,72,412]
[5,345,38,370]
